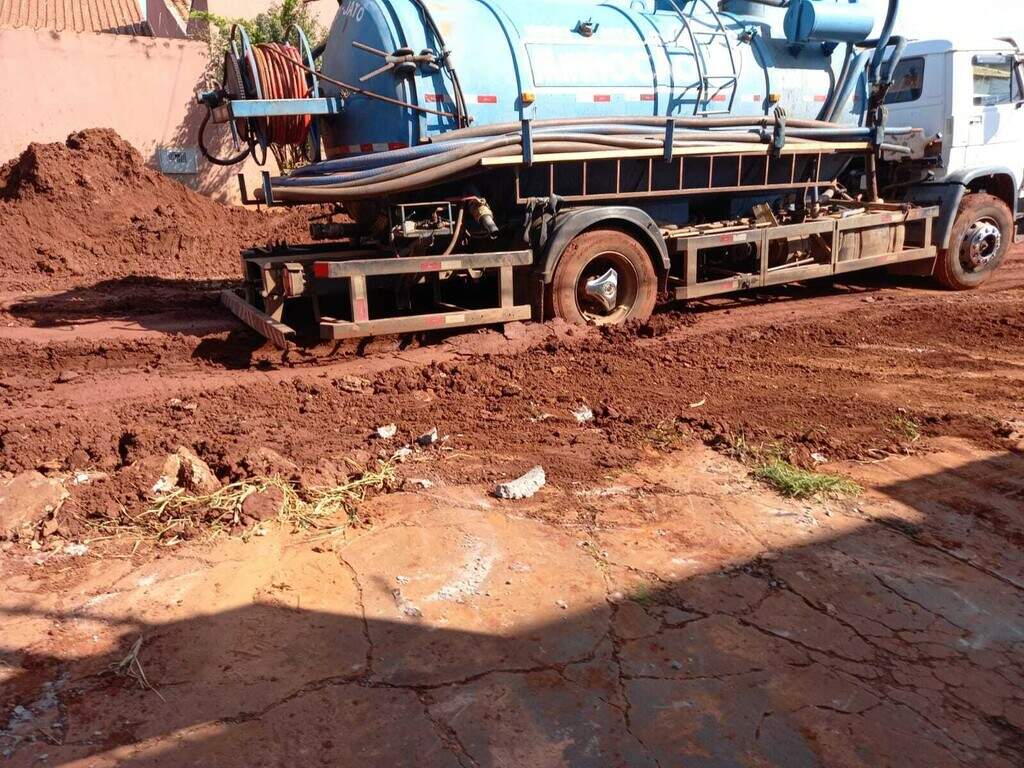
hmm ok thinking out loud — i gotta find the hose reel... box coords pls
[199,24,322,167]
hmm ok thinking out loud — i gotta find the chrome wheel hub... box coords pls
[961,219,1002,271]
[584,268,619,313]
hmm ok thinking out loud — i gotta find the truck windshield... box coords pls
[884,57,925,104]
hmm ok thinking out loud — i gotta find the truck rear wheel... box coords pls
[935,193,1012,290]
[548,229,658,325]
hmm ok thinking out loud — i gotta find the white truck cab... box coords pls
[880,37,1024,287]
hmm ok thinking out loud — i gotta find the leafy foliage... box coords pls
[191,0,326,85]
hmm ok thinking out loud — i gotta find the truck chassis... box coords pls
[222,137,945,348]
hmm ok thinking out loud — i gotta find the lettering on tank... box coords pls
[526,44,652,88]
[341,0,366,22]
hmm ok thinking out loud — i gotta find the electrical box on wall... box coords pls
[157,147,199,175]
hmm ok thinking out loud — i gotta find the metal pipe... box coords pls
[820,43,854,121]
[868,0,901,82]
[879,36,908,86]
[826,50,869,121]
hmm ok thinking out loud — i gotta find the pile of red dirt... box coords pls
[0,129,313,289]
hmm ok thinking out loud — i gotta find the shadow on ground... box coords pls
[1,456,1022,768]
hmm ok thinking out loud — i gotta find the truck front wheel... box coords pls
[936,193,1012,290]
[548,229,658,325]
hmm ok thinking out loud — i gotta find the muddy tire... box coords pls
[548,229,658,325]
[935,193,1012,290]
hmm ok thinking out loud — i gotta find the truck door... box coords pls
[964,53,1024,184]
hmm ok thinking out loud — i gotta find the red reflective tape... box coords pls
[387,142,407,150]
[640,93,656,102]
[420,260,443,272]
[720,235,735,245]
[752,94,763,102]
[593,94,612,103]
[477,95,498,104]
[359,143,375,153]
[711,94,726,102]
[426,94,444,103]
[313,263,331,279]
[353,298,369,323]
[814,94,827,102]
[425,315,446,327]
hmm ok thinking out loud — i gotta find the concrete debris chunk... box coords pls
[0,471,70,539]
[391,588,423,619]
[149,447,221,497]
[416,427,439,447]
[376,424,398,440]
[494,466,546,500]
[336,374,372,394]
[572,405,594,424]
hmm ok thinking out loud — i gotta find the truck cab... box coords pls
[880,37,1024,286]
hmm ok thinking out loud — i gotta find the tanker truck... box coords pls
[196,0,1022,348]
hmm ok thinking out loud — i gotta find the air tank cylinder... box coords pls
[783,0,875,44]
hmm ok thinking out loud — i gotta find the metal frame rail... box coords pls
[667,204,939,300]
[222,247,533,349]
[494,142,868,204]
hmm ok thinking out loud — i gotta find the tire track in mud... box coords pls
[1,252,1021,539]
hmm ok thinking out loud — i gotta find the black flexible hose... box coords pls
[197,110,254,167]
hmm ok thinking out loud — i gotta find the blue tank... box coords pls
[319,0,876,158]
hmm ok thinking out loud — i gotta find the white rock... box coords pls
[494,466,546,500]
[572,406,594,424]
[376,424,398,440]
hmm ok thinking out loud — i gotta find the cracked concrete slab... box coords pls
[338,492,609,687]
[2,442,1022,767]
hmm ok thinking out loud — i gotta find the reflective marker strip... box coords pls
[337,143,408,156]
[814,94,827,102]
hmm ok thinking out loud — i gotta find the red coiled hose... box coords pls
[249,43,312,147]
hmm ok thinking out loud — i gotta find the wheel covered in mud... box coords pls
[548,229,658,325]
[936,193,1012,290]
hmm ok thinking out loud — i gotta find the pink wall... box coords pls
[0,28,276,204]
